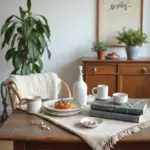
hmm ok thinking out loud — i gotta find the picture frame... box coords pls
[97,0,143,47]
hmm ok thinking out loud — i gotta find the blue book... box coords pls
[89,110,141,123]
[91,100,147,115]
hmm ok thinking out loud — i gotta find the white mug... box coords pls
[92,85,108,99]
[20,96,42,114]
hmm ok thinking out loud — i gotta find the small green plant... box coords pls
[0,0,51,75]
[116,27,148,46]
[93,41,108,51]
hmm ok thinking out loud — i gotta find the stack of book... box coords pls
[89,100,147,123]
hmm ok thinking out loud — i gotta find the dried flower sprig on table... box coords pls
[30,120,50,130]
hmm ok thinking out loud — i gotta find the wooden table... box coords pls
[0,111,150,150]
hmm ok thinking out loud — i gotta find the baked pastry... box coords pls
[55,100,72,109]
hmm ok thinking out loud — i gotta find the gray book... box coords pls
[91,100,147,115]
[89,110,141,123]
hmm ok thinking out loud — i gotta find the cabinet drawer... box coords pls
[119,64,150,74]
[87,65,117,74]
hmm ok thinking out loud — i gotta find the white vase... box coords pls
[73,66,87,106]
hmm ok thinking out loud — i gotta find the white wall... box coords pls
[0,0,150,101]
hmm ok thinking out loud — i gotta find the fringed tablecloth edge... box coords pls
[102,120,150,150]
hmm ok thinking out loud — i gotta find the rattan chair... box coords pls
[5,75,71,110]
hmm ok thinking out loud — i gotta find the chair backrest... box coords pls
[7,72,63,108]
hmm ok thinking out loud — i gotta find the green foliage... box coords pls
[93,41,108,51]
[0,0,51,75]
[116,27,148,46]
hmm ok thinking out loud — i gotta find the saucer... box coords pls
[96,96,111,100]
[80,117,103,128]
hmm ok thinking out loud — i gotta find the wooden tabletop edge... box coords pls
[0,136,83,143]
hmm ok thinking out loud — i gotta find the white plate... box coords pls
[44,106,82,113]
[96,96,112,100]
[80,117,103,128]
[44,108,82,116]
[106,55,120,59]
[43,99,82,112]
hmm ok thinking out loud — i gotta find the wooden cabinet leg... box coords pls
[14,141,25,150]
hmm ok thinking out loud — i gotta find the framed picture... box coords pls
[97,0,143,47]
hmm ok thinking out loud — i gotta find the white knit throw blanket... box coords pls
[36,101,150,150]
[8,72,62,106]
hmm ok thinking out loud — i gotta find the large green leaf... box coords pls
[1,40,6,49]
[1,15,14,35]
[33,63,41,73]
[5,48,15,61]
[39,34,47,49]
[27,29,42,55]
[22,19,33,38]
[22,63,30,75]
[12,51,22,67]
[18,38,25,50]
[29,31,43,55]
[34,38,42,55]
[1,22,10,36]
[27,0,31,14]
[36,20,44,35]
[11,34,18,48]
[47,48,51,59]
[19,7,24,19]
[38,16,50,39]
[4,23,16,44]
[15,51,23,66]
[44,24,50,40]
[19,7,27,20]
[5,15,14,24]
[22,21,28,38]
[38,34,51,59]
[39,15,48,25]
[38,57,43,69]
[28,40,39,61]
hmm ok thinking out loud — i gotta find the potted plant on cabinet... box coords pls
[116,27,148,60]
[0,0,51,75]
[93,42,108,60]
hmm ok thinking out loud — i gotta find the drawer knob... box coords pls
[93,68,97,73]
[142,68,147,73]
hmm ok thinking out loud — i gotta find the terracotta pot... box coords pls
[97,51,106,60]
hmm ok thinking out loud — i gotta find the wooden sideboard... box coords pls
[82,57,150,98]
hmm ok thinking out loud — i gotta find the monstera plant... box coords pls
[0,0,51,75]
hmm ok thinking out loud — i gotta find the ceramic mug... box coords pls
[92,85,108,99]
[20,96,42,114]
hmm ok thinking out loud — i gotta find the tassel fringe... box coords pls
[102,121,150,150]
